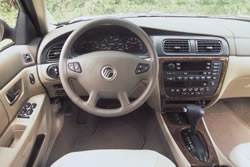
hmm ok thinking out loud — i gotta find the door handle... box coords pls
[6,88,21,105]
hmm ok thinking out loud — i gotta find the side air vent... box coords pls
[163,39,190,53]
[47,42,64,61]
[197,40,222,53]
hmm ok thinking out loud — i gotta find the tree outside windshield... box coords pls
[46,0,250,23]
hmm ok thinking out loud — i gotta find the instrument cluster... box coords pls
[73,33,147,55]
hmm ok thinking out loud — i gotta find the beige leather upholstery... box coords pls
[51,150,176,167]
[229,143,250,167]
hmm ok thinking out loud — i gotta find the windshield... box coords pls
[46,0,250,23]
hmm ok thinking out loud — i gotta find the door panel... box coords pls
[0,66,44,121]
[0,45,36,89]
[0,100,8,135]
[0,40,50,167]
[0,94,48,167]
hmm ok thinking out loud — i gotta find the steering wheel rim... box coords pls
[59,18,159,117]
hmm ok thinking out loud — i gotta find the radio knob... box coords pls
[168,63,175,70]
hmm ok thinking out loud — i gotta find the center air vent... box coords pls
[47,42,64,61]
[163,39,190,53]
[197,40,222,53]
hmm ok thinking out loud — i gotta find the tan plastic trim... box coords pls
[0,45,35,89]
[0,100,8,136]
[0,66,44,121]
[32,99,63,167]
[206,56,250,106]
[37,17,243,65]
[32,0,49,34]
[220,56,250,99]
[0,94,47,167]
[155,111,190,167]
[203,118,234,166]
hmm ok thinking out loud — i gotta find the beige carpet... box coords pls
[46,103,176,166]
[224,98,250,127]
[205,101,250,158]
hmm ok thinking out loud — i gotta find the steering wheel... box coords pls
[59,18,159,117]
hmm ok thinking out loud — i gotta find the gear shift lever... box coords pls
[184,104,205,135]
[165,104,208,162]
[181,104,208,162]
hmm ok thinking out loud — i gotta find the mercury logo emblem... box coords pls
[101,65,117,81]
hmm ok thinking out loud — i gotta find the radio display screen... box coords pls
[164,61,210,71]
[180,62,209,71]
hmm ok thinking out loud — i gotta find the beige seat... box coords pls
[51,150,176,167]
[229,143,250,167]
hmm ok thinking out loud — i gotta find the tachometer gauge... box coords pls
[125,37,145,53]
[100,35,124,51]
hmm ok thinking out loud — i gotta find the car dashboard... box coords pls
[37,17,250,110]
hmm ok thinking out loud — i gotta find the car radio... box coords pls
[163,60,222,97]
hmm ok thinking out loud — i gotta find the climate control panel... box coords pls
[163,60,222,97]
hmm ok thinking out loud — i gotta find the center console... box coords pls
[159,57,228,108]
[164,60,222,97]
[154,36,229,167]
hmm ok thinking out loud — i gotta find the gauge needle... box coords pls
[103,46,111,50]
[127,45,134,50]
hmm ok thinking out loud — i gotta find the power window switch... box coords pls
[18,114,29,119]
[26,109,33,115]
[31,103,37,109]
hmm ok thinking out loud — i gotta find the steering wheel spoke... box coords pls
[87,90,99,107]
[118,91,130,107]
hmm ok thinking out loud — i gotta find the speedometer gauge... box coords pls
[125,37,145,53]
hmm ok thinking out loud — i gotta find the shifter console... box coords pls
[181,128,209,162]
[165,104,209,162]
[183,104,209,162]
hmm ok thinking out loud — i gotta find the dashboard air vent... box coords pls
[47,42,64,61]
[197,40,222,53]
[163,39,190,53]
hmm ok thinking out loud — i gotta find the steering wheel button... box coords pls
[68,63,75,71]
[74,63,82,73]
[135,63,149,74]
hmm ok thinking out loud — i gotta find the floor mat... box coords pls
[74,119,144,151]
[205,101,250,158]
[46,103,175,166]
